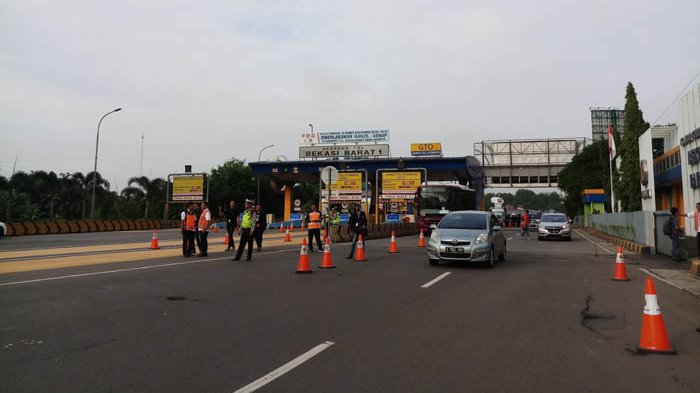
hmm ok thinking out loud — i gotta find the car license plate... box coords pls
[445,247,464,253]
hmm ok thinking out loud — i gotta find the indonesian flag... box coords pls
[607,126,616,159]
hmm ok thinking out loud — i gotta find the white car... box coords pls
[0,221,6,238]
[537,213,571,240]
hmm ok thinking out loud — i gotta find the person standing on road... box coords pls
[233,199,255,261]
[253,204,267,252]
[197,202,211,257]
[224,200,238,251]
[345,205,367,259]
[306,204,324,252]
[666,207,682,262]
[519,210,530,239]
[693,202,700,258]
[193,203,202,253]
[180,202,196,257]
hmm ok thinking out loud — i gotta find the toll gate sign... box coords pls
[323,172,363,201]
[410,143,442,157]
[380,171,422,200]
[171,175,205,202]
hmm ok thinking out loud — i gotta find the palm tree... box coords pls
[121,176,167,219]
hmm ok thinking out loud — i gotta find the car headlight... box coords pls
[475,233,488,244]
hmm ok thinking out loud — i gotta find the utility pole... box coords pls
[139,133,144,177]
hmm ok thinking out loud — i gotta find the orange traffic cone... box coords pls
[224,233,230,246]
[301,222,305,231]
[323,228,328,240]
[290,222,295,232]
[279,224,285,233]
[638,276,675,354]
[284,228,292,242]
[295,238,312,274]
[213,224,219,234]
[613,246,630,281]
[389,230,399,253]
[150,229,160,250]
[355,234,367,261]
[319,237,335,269]
[418,230,427,247]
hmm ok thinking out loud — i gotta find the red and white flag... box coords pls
[607,126,616,159]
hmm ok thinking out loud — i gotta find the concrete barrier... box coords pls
[47,222,59,234]
[78,221,89,232]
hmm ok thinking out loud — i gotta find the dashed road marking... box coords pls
[233,341,335,393]
[420,272,451,288]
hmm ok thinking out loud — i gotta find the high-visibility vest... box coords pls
[184,211,196,231]
[308,211,322,229]
[332,214,341,225]
[198,208,210,231]
[241,210,253,229]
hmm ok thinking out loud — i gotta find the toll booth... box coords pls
[249,156,484,223]
[581,189,606,226]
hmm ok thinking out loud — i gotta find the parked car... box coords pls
[528,210,542,229]
[426,211,506,268]
[0,221,6,238]
[537,213,571,240]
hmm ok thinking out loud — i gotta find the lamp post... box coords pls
[256,144,274,204]
[309,123,313,133]
[90,107,122,220]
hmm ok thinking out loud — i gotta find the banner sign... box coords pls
[299,130,390,145]
[300,144,390,159]
[380,171,422,200]
[323,172,363,201]
[172,175,205,201]
[410,142,442,157]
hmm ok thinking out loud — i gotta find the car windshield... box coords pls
[438,213,486,230]
[542,214,566,223]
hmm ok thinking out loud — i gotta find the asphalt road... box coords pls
[1,230,699,393]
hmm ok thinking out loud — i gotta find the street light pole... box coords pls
[91,107,122,220]
[256,144,274,204]
[309,123,313,134]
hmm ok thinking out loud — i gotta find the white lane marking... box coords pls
[573,229,615,255]
[638,268,685,292]
[420,272,451,288]
[0,249,298,287]
[233,341,335,393]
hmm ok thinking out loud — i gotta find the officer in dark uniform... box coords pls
[224,200,238,251]
[253,204,267,252]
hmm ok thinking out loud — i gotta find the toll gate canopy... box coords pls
[249,156,484,219]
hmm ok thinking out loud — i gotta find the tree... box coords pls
[618,82,650,212]
[121,176,167,219]
[558,140,610,217]
[208,159,257,217]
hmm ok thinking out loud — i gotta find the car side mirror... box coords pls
[429,224,437,230]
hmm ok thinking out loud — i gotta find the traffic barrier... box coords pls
[78,220,89,232]
[150,229,160,250]
[47,221,60,234]
[319,237,335,269]
[57,221,69,233]
[295,238,312,274]
[86,221,97,232]
[355,234,367,261]
[24,222,38,235]
[126,220,136,231]
[638,277,675,354]
[389,230,399,253]
[612,246,630,281]
[418,230,427,247]
[9,222,25,236]
[68,220,80,233]
[103,220,114,231]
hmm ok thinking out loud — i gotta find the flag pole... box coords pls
[608,124,616,213]
[609,153,615,213]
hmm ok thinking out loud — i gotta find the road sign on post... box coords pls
[320,166,339,185]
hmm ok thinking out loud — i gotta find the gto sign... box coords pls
[410,143,442,157]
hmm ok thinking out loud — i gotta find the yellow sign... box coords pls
[382,171,422,192]
[410,143,442,156]
[336,172,362,191]
[172,175,205,201]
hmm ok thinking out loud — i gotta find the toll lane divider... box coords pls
[4,219,182,236]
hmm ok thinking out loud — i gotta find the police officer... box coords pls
[253,204,267,252]
[346,204,367,259]
[197,202,211,257]
[180,202,196,257]
[232,199,255,261]
[224,200,238,251]
[305,204,324,252]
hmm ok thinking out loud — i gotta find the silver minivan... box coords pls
[426,211,506,268]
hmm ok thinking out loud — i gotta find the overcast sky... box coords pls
[1,0,699,191]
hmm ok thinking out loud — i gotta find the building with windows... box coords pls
[639,82,700,235]
[591,108,625,141]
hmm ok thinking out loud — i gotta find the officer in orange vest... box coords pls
[197,201,212,257]
[305,204,324,252]
[180,202,196,257]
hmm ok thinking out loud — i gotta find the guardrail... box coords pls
[3,219,182,236]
